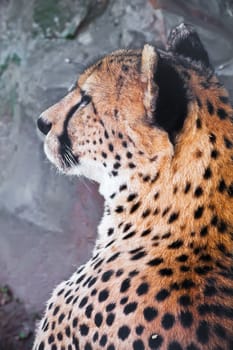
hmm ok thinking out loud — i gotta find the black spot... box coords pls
[38,342,45,350]
[123,223,132,233]
[94,313,103,327]
[143,175,151,182]
[133,340,145,350]
[228,183,233,197]
[99,334,108,347]
[211,215,218,226]
[58,313,65,324]
[136,283,149,296]
[131,250,146,260]
[203,167,212,179]
[98,289,109,302]
[118,325,130,340]
[211,149,219,159]
[123,231,136,239]
[206,100,214,115]
[119,184,127,191]
[224,136,233,149]
[104,130,109,139]
[48,334,55,344]
[180,265,190,272]
[127,193,138,202]
[204,285,217,297]
[113,162,121,169]
[130,202,141,214]
[108,143,114,152]
[106,313,115,326]
[120,278,130,293]
[213,323,226,339]
[122,64,129,72]
[176,254,188,262]
[148,257,163,267]
[148,334,163,349]
[106,303,116,312]
[126,151,133,159]
[200,225,208,237]
[57,332,63,341]
[162,232,171,239]
[115,205,124,213]
[168,239,183,249]
[142,208,151,218]
[178,294,192,306]
[194,186,203,197]
[179,310,193,328]
[107,252,120,263]
[217,220,227,233]
[65,326,71,337]
[184,182,191,193]
[124,302,138,315]
[101,151,107,159]
[102,270,114,282]
[120,297,128,305]
[143,307,158,321]
[141,228,151,237]
[209,133,216,144]
[107,228,114,236]
[181,279,195,289]
[88,277,97,288]
[79,296,88,308]
[136,325,144,335]
[218,179,227,193]
[168,342,183,350]
[107,345,115,350]
[168,212,179,223]
[72,317,78,327]
[84,343,92,350]
[196,320,209,344]
[129,162,136,168]
[161,313,175,330]
[194,206,204,219]
[195,265,212,275]
[80,324,89,336]
[196,118,202,128]
[199,254,212,262]
[159,268,173,276]
[217,108,227,119]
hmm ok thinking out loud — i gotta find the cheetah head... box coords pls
[37,24,211,188]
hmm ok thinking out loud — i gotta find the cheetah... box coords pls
[35,24,233,350]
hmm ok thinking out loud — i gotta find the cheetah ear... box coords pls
[168,23,210,67]
[141,44,159,119]
[153,55,188,144]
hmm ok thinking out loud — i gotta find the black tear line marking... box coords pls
[58,100,83,167]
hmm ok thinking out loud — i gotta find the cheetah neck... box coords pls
[95,112,233,269]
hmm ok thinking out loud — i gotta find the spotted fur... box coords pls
[35,24,233,350]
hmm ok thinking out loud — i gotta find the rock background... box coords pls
[0,0,233,348]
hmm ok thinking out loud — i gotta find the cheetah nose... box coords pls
[37,116,52,135]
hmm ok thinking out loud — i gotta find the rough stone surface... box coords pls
[0,0,233,348]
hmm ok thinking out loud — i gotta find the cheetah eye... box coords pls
[80,94,91,107]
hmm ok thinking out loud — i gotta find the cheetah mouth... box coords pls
[44,136,80,173]
[58,142,80,169]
